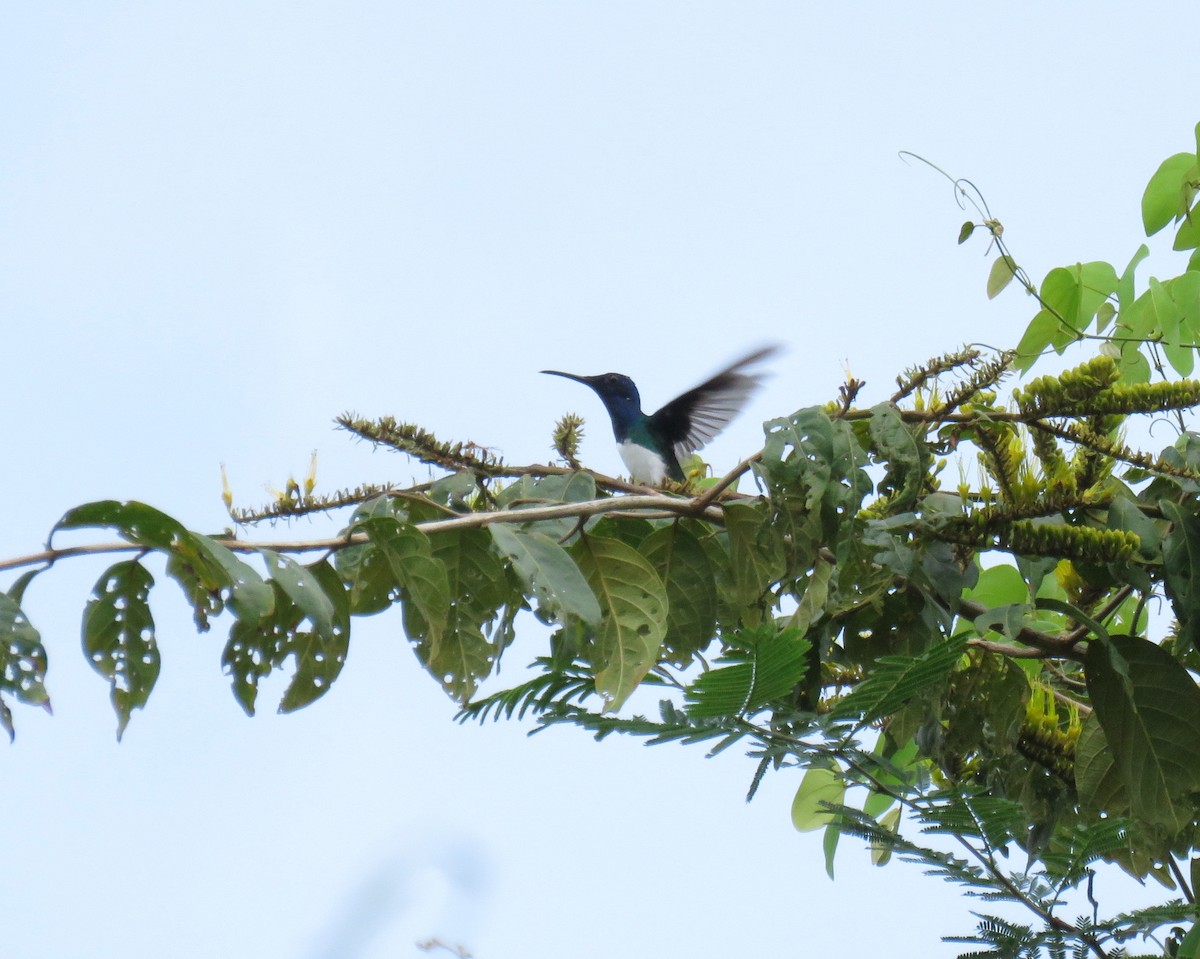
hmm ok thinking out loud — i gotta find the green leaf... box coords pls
[490,523,600,627]
[790,556,833,636]
[494,472,599,539]
[261,550,336,637]
[1161,500,1200,653]
[685,626,812,719]
[964,562,1028,608]
[1013,309,1060,372]
[791,766,845,831]
[277,560,349,713]
[957,221,975,244]
[1074,713,1127,817]
[224,583,294,715]
[1142,152,1197,236]
[0,591,50,740]
[353,518,452,657]
[223,560,349,715]
[186,535,274,622]
[1085,634,1200,830]
[723,500,786,614]
[832,636,967,724]
[573,534,668,710]
[166,531,275,630]
[83,560,159,739]
[1116,244,1150,314]
[424,526,509,701]
[52,499,188,549]
[986,255,1017,299]
[1178,922,1200,959]
[641,522,717,666]
[868,402,927,510]
[1107,496,1161,562]
[871,807,902,866]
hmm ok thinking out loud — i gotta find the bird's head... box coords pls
[541,370,644,430]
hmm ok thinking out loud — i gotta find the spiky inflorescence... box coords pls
[337,413,507,475]
[552,413,585,470]
[892,345,991,404]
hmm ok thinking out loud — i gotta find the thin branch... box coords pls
[0,492,727,574]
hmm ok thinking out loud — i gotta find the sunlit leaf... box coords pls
[791,766,844,832]
[986,255,1017,299]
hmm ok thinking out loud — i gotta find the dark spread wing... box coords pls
[648,345,779,460]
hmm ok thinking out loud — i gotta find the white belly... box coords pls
[618,440,668,484]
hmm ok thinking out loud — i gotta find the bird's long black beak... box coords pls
[541,369,598,387]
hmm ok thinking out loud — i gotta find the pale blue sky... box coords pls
[3,4,1197,957]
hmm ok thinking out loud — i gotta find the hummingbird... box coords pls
[541,345,779,485]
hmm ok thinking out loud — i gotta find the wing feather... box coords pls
[648,345,779,461]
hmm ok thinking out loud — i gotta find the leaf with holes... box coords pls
[1085,634,1200,831]
[573,534,667,710]
[642,522,716,666]
[278,560,350,712]
[421,526,510,702]
[166,531,276,630]
[53,499,187,550]
[490,523,600,628]
[261,550,336,637]
[83,560,159,739]
[353,518,451,656]
[223,582,299,716]
[0,591,50,741]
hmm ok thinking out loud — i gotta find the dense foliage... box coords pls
[8,122,1200,958]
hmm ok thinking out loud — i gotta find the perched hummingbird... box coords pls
[541,345,779,484]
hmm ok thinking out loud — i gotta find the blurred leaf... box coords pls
[1074,713,1127,817]
[871,807,902,866]
[494,472,599,539]
[573,534,667,710]
[83,560,158,739]
[957,221,975,244]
